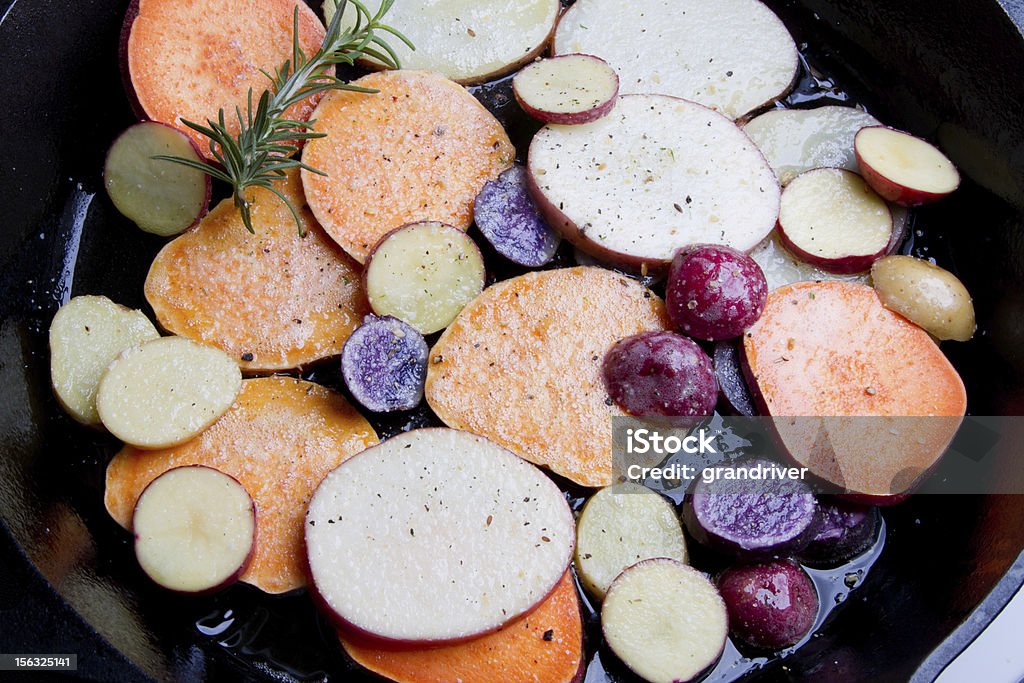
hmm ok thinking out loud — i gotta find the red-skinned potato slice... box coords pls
[426,267,670,487]
[301,70,515,263]
[133,466,255,594]
[513,54,619,125]
[144,170,368,372]
[742,281,966,502]
[105,377,378,594]
[527,95,779,273]
[340,572,583,683]
[855,126,960,206]
[750,233,872,291]
[122,0,327,159]
[777,168,892,274]
[306,429,574,644]
[602,559,728,683]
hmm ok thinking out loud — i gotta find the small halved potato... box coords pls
[575,482,687,599]
[50,295,160,425]
[97,336,242,448]
[871,256,975,341]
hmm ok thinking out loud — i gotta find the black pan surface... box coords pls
[2,0,1024,681]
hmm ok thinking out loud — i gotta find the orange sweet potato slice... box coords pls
[144,170,368,372]
[425,267,670,487]
[104,376,378,594]
[301,70,515,263]
[123,0,327,159]
[743,280,967,500]
[340,572,583,683]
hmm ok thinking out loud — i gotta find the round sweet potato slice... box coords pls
[425,266,670,487]
[123,0,328,159]
[144,170,368,372]
[301,70,515,263]
[104,376,378,594]
[743,281,967,501]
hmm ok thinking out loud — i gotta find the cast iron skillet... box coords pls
[2,0,1024,681]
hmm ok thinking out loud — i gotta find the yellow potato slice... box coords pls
[49,295,159,425]
[575,483,687,599]
[97,336,241,449]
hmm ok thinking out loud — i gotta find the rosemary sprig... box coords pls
[156,0,412,235]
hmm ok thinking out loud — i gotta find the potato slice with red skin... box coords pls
[855,126,960,206]
[426,267,669,488]
[340,572,584,683]
[513,54,619,125]
[302,71,515,263]
[742,281,966,502]
[121,0,327,159]
[133,466,255,594]
[602,559,728,683]
[144,170,368,372]
[777,168,892,275]
[105,376,378,594]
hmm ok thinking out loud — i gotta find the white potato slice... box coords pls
[364,222,485,335]
[133,465,255,593]
[553,0,798,119]
[743,106,881,184]
[528,95,779,270]
[97,336,241,449]
[750,233,871,291]
[49,295,159,425]
[602,559,728,683]
[306,428,575,643]
[513,54,619,125]
[325,0,560,84]
[575,483,687,600]
[777,168,892,274]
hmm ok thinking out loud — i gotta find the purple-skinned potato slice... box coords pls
[798,498,879,567]
[473,166,560,267]
[341,315,429,413]
[683,457,818,558]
